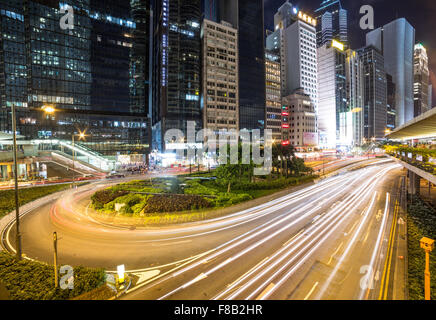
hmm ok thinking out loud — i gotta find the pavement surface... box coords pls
[0,159,407,300]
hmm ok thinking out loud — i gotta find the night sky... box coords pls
[264,0,436,106]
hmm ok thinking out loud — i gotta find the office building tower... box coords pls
[282,88,317,148]
[357,46,387,141]
[201,19,239,135]
[201,0,265,132]
[238,0,266,132]
[268,4,318,112]
[366,18,415,126]
[89,1,134,113]
[387,74,397,130]
[130,0,152,115]
[413,43,430,117]
[315,0,348,48]
[152,0,202,150]
[0,1,150,160]
[265,50,282,141]
[317,40,347,149]
[429,84,433,109]
[345,49,364,146]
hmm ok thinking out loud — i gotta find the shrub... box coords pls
[0,184,72,218]
[407,197,436,300]
[143,194,212,213]
[0,252,106,300]
[91,189,129,209]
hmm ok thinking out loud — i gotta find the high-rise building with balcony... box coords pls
[366,18,415,126]
[413,43,430,117]
[201,19,239,136]
[315,0,348,48]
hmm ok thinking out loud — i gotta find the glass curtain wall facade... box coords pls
[152,0,202,151]
[89,0,132,113]
[315,0,348,48]
[357,46,387,141]
[0,0,150,156]
[238,0,266,132]
[413,43,430,117]
[130,0,151,115]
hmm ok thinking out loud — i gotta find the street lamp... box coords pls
[11,104,22,260]
[420,237,434,300]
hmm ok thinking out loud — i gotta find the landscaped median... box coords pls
[0,184,74,219]
[0,251,112,300]
[407,196,436,300]
[88,173,317,226]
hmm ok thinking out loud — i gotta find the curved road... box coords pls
[1,159,404,300]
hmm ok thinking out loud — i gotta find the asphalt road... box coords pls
[1,159,404,300]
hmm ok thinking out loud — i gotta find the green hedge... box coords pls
[143,194,213,213]
[0,252,106,300]
[0,184,72,218]
[407,197,436,300]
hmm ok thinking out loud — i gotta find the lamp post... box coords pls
[11,104,22,260]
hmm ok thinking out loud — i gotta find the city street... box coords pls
[1,159,406,300]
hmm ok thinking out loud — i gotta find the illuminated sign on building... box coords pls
[297,11,317,27]
[161,0,169,87]
[332,39,344,51]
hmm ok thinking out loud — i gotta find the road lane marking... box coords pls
[304,282,319,300]
[378,200,399,300]
[256,283,275,300]
[327,242,343,265]
[361,193,390,300]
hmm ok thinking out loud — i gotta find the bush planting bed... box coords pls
[0,184,72,218]
[0,251,106,300]
[407,197,436,300]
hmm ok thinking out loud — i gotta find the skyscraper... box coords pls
[130,0,152,115]
[315,0,348,48]
[237,0,266,132]
[387,74,397,130]
[357,46,387,141]
[152,0,202,150]
[268,4,318,108]
[0,0,150,159]
[366,18,415,126]
[201,19,239,135]
[265,50,282,141]
[202,0,266,133]
[345,49,364,146]
[317,40,347,148]
[413,43,430,117]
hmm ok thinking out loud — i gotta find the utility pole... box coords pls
[53,232,58,288]
[420,237,434,300]
[72,134,75,188]
[11,104,22,260]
